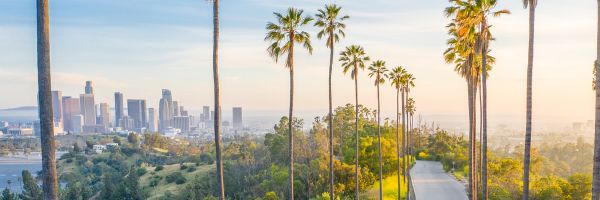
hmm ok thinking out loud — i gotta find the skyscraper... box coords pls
[148,108,158,132]
[127,99,147,129]
[114,92,124,127]
[51,91,63,125]
[80,94,96,126]
[85,81,94,94]
[173,101,179,117]
[233,107,243,129]
[172,116,190,132]
[202,106,210,121]
[71,115,84,134]
[62,97,80,132]
[159,89,173,132]
[99,103,111,128]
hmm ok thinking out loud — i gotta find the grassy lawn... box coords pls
[140,163,214,200]
[364,173,408,200]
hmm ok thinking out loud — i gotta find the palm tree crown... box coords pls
[340,45,370,79]
[368,60,389,86]
[522,0,537,9]
[389,66,407,90]
[315,4,349,48]
[265,7,314,67]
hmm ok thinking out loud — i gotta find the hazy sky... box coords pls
[0,0,596,129]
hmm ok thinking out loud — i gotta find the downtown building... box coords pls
[232,107,243,130]
[114,92,124,127]
[62,96,80,133]
[127,99,147,131]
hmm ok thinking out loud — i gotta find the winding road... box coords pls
[410,160,468,200]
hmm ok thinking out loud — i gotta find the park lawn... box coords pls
[365,173,408,200]
[140,163,214,200]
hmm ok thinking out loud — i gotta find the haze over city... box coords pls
[0,0,596,131]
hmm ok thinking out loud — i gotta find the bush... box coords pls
[165,172,186,184]
[187,166,197,173]
[155,165,164,172]
[136,168,147,176]
[180,164,188,170]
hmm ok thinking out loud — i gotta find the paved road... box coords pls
[410,160,468,200]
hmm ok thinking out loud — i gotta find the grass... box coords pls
[139,163,214,200]
[364,173,409,200]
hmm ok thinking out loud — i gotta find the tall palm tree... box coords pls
[402,73,415,199]
[368,60,388,200]
[265,8,313,200]
[444,3,479,198]
[469,1,510,198]
[340,45,370,198]
[36,0,59,199]
[210,0,225,199]
[594,0,600,199]
[389,66,407,199]
[314,5,348,199]
[521,0,537,199]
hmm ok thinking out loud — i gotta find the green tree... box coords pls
[367,60,388,199]
[19,170,42,200]
[314,5,348,199]
[36,0,59,199]
[339,45,370,198]
[1,188,16,200]
[265,7,313,200]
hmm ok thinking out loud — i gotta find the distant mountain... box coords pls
[0,106,37,111]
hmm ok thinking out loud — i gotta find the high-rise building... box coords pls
[202,106,210,121]
[114,92,124,127]
[80,94,96,126]
[99,103,111,127]
[173,116,190,132]
[85,81,94,94]
[119,116,134,131]
[159,89,173,132]
[127,99,147,129]
[51,91,63,125]
[71,115,84,134]
[148,108,158,132]
[233,107,243,129]
[173,101,179,117]
[62,97,80,132]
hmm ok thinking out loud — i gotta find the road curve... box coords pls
[410,160,468,200]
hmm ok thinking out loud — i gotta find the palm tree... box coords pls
[340,45,370,198]
[521,0,537,199]
[469,1,510,199]
[389,66,407,199]
[36,0,59,199]
[265,8,313,200]
[210,0,225,199]
[594,1,600,199]
[314,5,348,199]
[402,73,415,199]
[368,60,388,200]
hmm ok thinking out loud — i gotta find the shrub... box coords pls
[155,165,164,172]
[165,172,186,184]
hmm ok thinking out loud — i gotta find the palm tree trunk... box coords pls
[401,89,407,189]
[467,75,475,200]
[522,4,536,200]
[288,34,296,200]
[594,0,600,199]
[377,83,384,200]
[396,88,402,200]
[328,37,335,200]
[405,89,410,200]
[354,69,360,199]
[212,1,225,199]
[482,39,489,200]
[36,1,58,199]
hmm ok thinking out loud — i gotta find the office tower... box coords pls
[173,116,190,132]
[85,81,94,94]
[233,107,242,129]
[99,103,110,127]
[148,108,158,132]
[202,106,210,121]
[159,89,173,132]
[51,91,63,125]
[62,97,80,132]
[119,116,134,131]
[114,92,124,127]
[71,115,84,134]
[127,99,147,129]
[80,94,96,126]
[173,101,179,117]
